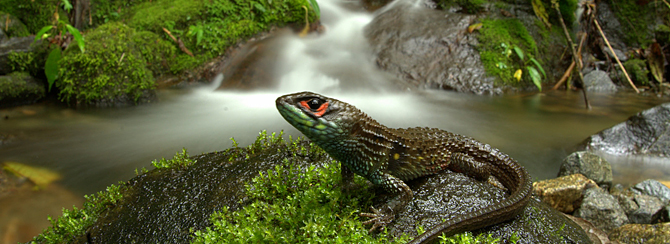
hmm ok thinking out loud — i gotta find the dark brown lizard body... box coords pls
[276,91,533,243]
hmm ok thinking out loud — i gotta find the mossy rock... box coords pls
[0,12,30,38]
[29,132,592,243]
[127,0,206,33]
[57,22,157,107]
[0,72,45,108]
[608,0,663,47]
[623,59,650,86]
[0,0,60,34]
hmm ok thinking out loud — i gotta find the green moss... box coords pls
[623,59,650,85]
[0,0,58,34]
[609,0,662,47]
[28,183,127,243]
[0,72,43,100]
[191,153,404,243]
[0,12,31,37]
[151,149,196,169]
[132,30,178,76]
[57,22,156,106]
[127,0,206,33]
[90,0,151,27]
[476,18,539,85]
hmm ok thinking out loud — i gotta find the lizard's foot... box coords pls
[360,206,395,232]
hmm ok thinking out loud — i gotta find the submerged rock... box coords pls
[580,103,670,156]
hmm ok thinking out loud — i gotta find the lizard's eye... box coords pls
[299,98,329,117]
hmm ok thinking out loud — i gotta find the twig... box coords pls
[299,6,310,37]
[162,27,177,42]
[593,19,639,93]
[552,61,575,90]
[118,52,125,64]
[162,27,194,57]
[554,2,590,109]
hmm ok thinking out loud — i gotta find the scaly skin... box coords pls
[276,91,533,243]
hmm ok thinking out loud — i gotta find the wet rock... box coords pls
[608,223,670,244]
[652,205,670,224]
[629,194,664,224]
[593,2,627,61]
[583,70,617,92]
[0,36,35,75]
[631,179,670,202]
[580,103,670,156]
[0,72,45,108]
[557,151,613,189]
[365,3,501,94]
[65,140,590,243]
[604,48,627,62]
[532,174,597,213]
[616,193,639,217]
[574,187,629,232]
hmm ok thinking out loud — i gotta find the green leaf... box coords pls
[308,0,321,18]
[527,66,542,92]
[34,26,54,42]
[513,46,524,61]
[65,24,85,53]
[61,0,73,11]
[253,2,266,12]
[45,48,62,92]
[532,0,550,27]
[529,58,546,78]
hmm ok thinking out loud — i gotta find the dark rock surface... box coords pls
[0,72,45,108]
[76,141,590,243]
[629,194,664,224]
[574,187,629,232]
[365,2,500,94]
[580,103,670,156]
[557,151,613,189]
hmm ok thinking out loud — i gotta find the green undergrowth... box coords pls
[29,184,126,243]
[476,18,541,87]
[0,0,60,34]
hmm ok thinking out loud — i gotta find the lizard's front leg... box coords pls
[360,173,413,232]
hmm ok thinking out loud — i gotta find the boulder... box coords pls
[574,187,629,232]
[0,36,35,75]
[583,70,617,92]
[631,179,670,202]
[629,194,664,224]
[580,103,670,156]
[0,72,45,108]
[557,151,613,189]
[532,174,597,213]
[365,2,501,94]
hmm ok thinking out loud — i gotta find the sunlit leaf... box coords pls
[513,46,524,61]
[514,69,523,81]
[468,23,483,33]
[496,62,507,69]
[529,57,546,78]
[3,162,62,188]
[34,26,53,42]
[649,42,665,83]
[45,48,61,92]
[65,24,85,52]
[528,66,542,91]
[61,0,73,11]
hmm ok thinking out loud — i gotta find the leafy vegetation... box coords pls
[0,0,60,34]
[477,18,545,89]
[151,148,197,169]
[609,0,667,47]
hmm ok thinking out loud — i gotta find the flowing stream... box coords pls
[1,0,669,198]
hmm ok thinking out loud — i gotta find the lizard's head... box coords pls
[276,91,358,141]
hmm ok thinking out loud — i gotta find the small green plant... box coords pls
[151,148,196,169]
[439,232,501,244]
[33,0,85,92]
[507,44,547,91]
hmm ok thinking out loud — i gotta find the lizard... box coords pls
[275,91,533,243]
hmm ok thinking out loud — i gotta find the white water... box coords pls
[1,0,668,196]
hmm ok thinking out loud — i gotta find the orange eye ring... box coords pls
[300,100,329,117]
